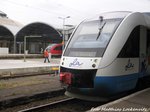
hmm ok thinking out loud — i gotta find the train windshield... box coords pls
[64,18,122,57]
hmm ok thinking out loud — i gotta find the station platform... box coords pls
[0,58,64,111]
[0,58,60,78]
[89,88,150,112]
[0,54,43,59]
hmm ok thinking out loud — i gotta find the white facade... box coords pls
[0,48,9,54]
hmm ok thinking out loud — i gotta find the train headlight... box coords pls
[92,64,96,68]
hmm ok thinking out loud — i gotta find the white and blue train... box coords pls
[59,11,150,101]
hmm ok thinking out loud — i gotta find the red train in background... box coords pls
[45,43,62,56]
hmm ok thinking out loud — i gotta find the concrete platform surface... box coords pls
[0,58,60,77]
[89,88,150,112]
[0,58,60,69]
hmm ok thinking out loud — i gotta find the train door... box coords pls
[139,26,148,77]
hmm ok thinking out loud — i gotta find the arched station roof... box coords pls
[0,25,14,40]
[16,22,62,43]
[0,11,22,41]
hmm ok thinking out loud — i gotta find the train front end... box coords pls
[59,12,131,101]
[60,57,103,101]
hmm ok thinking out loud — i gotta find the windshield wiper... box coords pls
[96,16,106,40]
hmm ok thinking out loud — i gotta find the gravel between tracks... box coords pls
[0,74,63,109]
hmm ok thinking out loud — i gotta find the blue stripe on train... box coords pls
[80,73,139,96]
[95,73,139,94]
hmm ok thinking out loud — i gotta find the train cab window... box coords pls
[64,18,123,57]
[118,26,140,58]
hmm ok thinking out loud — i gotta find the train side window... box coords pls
[118,26,140,58]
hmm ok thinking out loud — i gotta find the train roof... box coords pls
[143,12,150,17]
[84,11,150,28]
[142,12,150,28]
[85,11,131,22]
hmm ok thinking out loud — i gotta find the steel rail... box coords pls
[18,97,75,112]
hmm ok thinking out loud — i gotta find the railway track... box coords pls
[1,74,149,112]
[0,72,58,80]
[18,97,103,112]
[17,84,150,112]
[18,98,75,112]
